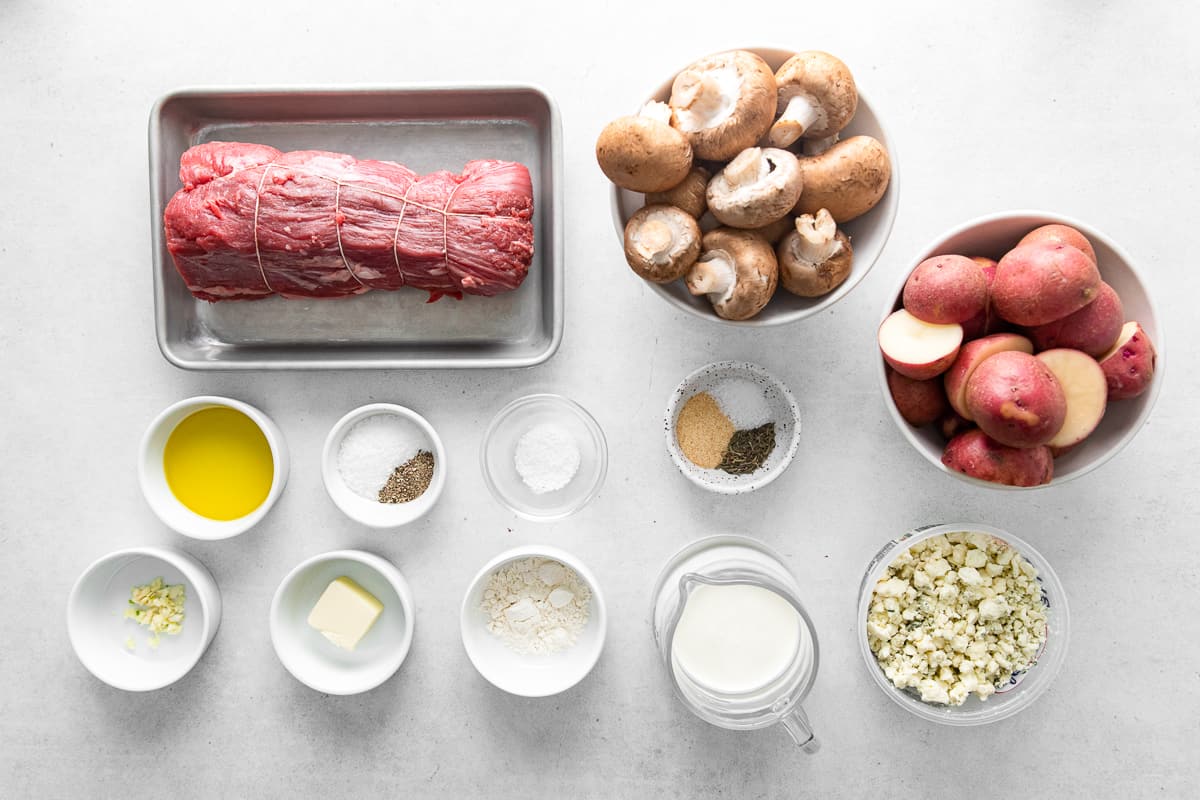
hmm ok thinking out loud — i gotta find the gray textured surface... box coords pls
[2,1,1198,797]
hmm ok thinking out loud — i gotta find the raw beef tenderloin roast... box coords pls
[164,142,534,302]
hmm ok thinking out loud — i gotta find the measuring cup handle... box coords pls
[780,706,819,754]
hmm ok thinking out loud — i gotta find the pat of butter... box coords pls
[307,576,383,651]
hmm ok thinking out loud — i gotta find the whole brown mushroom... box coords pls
[769,51,858,148]
[685,228,779,320]
[668,50,777,162]
[646,166,711,219]
[623,204,702,283]
[706,147,803,229]
[776,209,853,297]
[596,101,693,193]
[793,135,891,222]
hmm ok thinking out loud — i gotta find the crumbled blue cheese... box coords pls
[866,532,1047,706]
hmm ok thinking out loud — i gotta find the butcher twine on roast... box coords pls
[164,141,534,303]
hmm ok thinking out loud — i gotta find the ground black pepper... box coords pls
[378,450,435,503]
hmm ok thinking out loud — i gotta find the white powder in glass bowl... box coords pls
[514,423,581,494]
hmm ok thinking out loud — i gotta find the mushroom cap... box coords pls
[777,211,854,297]
[693,227,779,320]
[706,147,804,229]
[623,204,702,283]
[645,165,711,219]
[668,50,777,162]
[793,135,891,222]
[596,115,693,193]
[772,51,858,142]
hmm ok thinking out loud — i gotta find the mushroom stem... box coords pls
[722,147,766,189]
[686,251,736,302]
[634,219,676,265]
[671,67,739,132]
[791,209,843,264]
[769,94,822,147]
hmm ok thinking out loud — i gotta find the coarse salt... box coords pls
[337,414,427,501]
[709,378,772,429]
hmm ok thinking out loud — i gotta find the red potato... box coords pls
[1098,321,1157,400]
[1036,348,1108,449]
[902,255,988,324]
[942,429,1054,487]
[878,309,964,380]
[965,350,1067,448]
[943,333,1034,419]
[961,257,1001,340]
[992,243,1101,326]
[1017,223,1097,265]
[1028,282,1124,356]
[886,367,949,426]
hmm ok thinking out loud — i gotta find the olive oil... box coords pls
[163,407,274,520]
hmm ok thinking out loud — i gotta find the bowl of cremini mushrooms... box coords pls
[600,47,898,325]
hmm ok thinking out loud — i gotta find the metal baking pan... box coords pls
[149,85,562,370]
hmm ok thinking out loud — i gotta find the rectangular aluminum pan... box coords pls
[149,85,562,370]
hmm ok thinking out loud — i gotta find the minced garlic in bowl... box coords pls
[124,577,185,649]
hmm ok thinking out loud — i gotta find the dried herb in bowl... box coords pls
[718,423,776,474]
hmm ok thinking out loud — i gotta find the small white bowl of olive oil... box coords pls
[139,395,289,540]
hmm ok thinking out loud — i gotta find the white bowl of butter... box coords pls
[270,550,414,695]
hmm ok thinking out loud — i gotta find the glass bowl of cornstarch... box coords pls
[480,394,608,521]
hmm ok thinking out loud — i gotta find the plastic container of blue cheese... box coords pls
[856,523,1070,725]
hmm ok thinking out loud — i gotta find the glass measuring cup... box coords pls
[650,535,820,753]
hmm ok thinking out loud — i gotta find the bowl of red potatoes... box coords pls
[878,211,1162,488]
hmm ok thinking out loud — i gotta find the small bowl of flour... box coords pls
[460,545,607,697]
[480,394,608,521]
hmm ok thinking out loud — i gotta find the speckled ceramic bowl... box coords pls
[664,361,801,494]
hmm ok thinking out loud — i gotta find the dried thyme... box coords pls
[717,423,776,475]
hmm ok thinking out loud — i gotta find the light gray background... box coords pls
[2,1,1197,796]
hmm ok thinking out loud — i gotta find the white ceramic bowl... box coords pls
[322,403,446,528]
[665,361,801,494]
[857,523,1069,725]
[139,395,289,539]
[878,211,1164,489]
[480,394,608,521]
[67,546,221,691]
[460,545,606,697]
[270,550,415,695]
[610,46,899,327]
